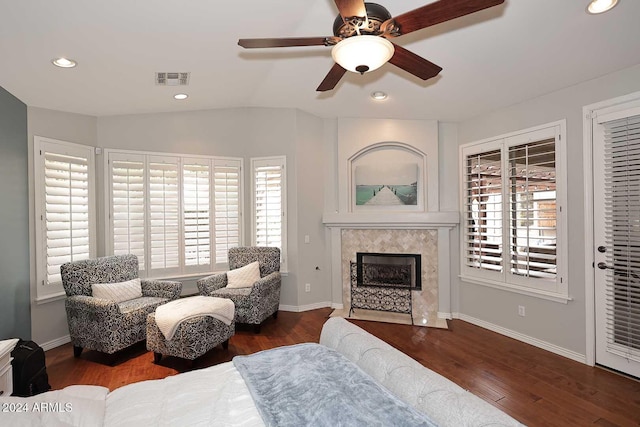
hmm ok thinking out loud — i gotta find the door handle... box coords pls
[597,262,614,270]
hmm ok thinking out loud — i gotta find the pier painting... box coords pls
[355,163,418,206]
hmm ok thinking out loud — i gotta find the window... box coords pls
[106,149,242,277]
[213,159,242,264]
[251,156,287,270]
[183,160,211,267]
[34,137,95,301]
[460,121,568,301]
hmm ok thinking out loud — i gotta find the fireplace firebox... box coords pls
[356,252,421,290]
[350,252,422,324]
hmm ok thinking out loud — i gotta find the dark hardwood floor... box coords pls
[45,308,640,426]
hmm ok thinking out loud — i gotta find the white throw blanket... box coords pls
[155,296,235,340]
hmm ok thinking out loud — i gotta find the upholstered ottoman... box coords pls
[146,296,235,362]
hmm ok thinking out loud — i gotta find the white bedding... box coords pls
[0,318,523,427]
[105,361,263,427]
[0,385,108,427]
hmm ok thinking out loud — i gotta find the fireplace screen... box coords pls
[356,252,421,290]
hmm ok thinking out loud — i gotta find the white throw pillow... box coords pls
[226,261,261,289]
[92,278,142,303]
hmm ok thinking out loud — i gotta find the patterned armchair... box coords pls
[197,247,281,333]
[61,255,182,357]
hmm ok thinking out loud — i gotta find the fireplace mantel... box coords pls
[322,211,459,229]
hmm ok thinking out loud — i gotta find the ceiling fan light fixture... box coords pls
[331,35,394,75]
[586,0,618,14]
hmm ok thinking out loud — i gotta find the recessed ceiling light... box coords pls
[371,91,388,100]
[586,0,618,14]
[52,57,77,68]
[174,93,188,100]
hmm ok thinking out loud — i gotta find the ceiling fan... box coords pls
[238,0,505,92]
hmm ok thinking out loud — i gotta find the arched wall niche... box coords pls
[348,141,427,212]
[334,118,439,214]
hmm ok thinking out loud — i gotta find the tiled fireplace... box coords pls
[322,117,459,326]
[323,213,458,326]
[342,229,437,321]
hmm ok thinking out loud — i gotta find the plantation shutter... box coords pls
[214,160,241,265]
[183,160,211,268]
[602,114,640,360]
[111,156,146,270]
[254,161,283,249]
[464,149,503,273]
[43,152,91,285]
[508,139,557,280]
[148,158,180,273]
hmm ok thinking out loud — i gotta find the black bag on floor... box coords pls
[11,339,51,397]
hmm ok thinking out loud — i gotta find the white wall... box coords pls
[444,63,640,357]
[27,107,98,346]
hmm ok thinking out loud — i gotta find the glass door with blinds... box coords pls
[593,108,640,378]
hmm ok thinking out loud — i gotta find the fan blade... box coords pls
[238,37,338,48]
[388,44,442,81]
[317,63,347,92]
[384,0,504,37]
[334,0,367,21]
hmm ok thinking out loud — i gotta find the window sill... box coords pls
[146,270,289,282]
[459,274,572,304]
[35,270,290,305]
[35,292,66,305]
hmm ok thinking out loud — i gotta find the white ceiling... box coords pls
[1,0,639,121]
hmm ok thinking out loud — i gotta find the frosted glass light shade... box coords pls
[331,35,395,74]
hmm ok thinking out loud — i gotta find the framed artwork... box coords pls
[355,163,418,206]
[351,144,425,211]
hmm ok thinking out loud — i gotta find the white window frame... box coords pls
[459,120,569,303]
[251,156,287,272]
[104,149,243,278]
[34,136,96,302]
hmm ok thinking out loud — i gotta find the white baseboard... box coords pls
[437,311,452,320]
[279,302,333,313]
[40,335,71,351]
[453,312,587,364]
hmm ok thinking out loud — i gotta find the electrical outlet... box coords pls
[518,305,525,317]
[305,283,311,293]
[304,235,310,244]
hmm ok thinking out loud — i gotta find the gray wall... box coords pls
[445,63,640,355]
[28,106,329,345]
[98,107,303,302]
[0,86,30,340]
[27,107,98,345]
[295,110,329,306]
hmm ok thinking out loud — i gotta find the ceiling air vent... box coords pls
[155,72,190,86]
